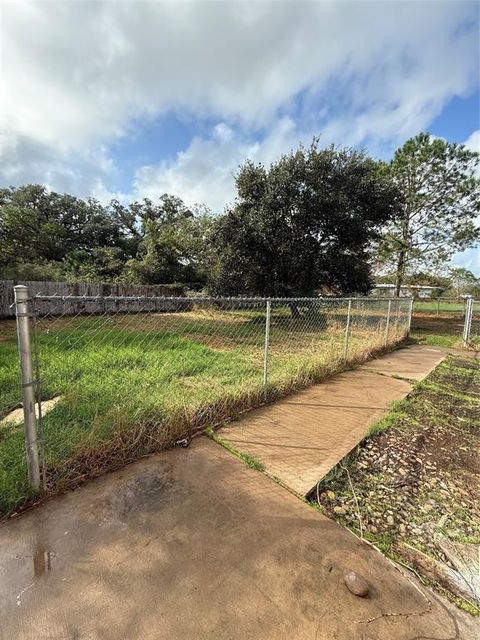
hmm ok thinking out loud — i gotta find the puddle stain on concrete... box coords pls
[32,543,52,577]
[100,465,177,524]
[12,535,56,609]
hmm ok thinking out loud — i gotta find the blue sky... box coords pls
[111,88,480,197]
[0,0,479,270]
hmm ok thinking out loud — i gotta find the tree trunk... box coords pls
[395,249,406,297]
[289,302,301,318]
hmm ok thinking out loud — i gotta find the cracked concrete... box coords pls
[0,438,478,639]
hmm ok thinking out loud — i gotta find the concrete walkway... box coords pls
[1,439,478,640]
[218,345,445,496]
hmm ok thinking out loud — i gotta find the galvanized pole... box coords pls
[343,299,352,360]
[263,299,271,386]
[14,285,41,490]
[384,299,392,345]
[462,298,469,345]
[463,296,473,346]
[407,297,413,334]
[470,298,475,343]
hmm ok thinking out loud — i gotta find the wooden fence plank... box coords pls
[0,281,185,318]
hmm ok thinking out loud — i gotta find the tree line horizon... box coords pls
[1,133,479,297]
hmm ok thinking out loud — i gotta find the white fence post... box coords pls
[384,299,392,345]
[14,285,41,490]
[343,299,352,359]
[263,299,271,386]
[463,296,474,346]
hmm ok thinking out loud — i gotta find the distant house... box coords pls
[371,284,441,299]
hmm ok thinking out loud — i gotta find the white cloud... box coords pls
[134,118,301,211]
[0,0,478,199]
[451,248,480,275]
[465,129,480,153]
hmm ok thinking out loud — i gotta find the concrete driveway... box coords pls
[1,438,478,640]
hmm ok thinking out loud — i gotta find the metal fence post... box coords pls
[407,297,413,334]
[14,285,41,490]
[263,299,271,386]
[463,296,474,346]
[343,299,352,359]
[384,299,392,345]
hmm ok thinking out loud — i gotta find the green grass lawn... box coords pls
[410,313,467,348]
[413,300,466,314]
[0,306,408,514]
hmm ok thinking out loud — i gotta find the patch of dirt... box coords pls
[315,355,480,611]
[412,315,465,335]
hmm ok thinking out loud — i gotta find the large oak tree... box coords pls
[211,140,401,297]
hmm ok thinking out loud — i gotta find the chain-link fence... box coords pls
[462,297,480,347]
[0,289,412,513]
[413,297,467,316]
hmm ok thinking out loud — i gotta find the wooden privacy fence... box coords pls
[0,281,185,318]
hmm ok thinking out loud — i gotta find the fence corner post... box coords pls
[343,299,352,360]
[263,299,271,386]
[463,295,474,346]
[14,285,41,490]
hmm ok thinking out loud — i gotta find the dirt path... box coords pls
[216,345,445,496]
[1,438,478,640]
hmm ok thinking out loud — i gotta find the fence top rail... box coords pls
[31,294,411,303]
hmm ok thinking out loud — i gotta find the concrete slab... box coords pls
[0,438,477,640]
[358,344,445,380]
[221,371,412,495]
[218,345,445,496]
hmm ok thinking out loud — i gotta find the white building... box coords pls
[371,284,442,299]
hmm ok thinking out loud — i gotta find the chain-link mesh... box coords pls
[466,300,480,346]
[413,298,467,316]
[0,294,411,512]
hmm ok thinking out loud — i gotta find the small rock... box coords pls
[344,570,369,597]
[399,523,406,534]
[387,515,395,526]
[326,491,336,500]
[333,506,347,515]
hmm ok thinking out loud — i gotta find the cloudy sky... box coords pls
[0,0,479,268]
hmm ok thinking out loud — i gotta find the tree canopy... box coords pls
[0,186,214,286]
[2,134,478,297]
[210,141,401,296]
[376,133,480,295]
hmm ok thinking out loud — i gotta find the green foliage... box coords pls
[377,133,480,293]
[210,139,401,296]
[122,200,215,285]
[445,266,480,298]
[0,186,214,285]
